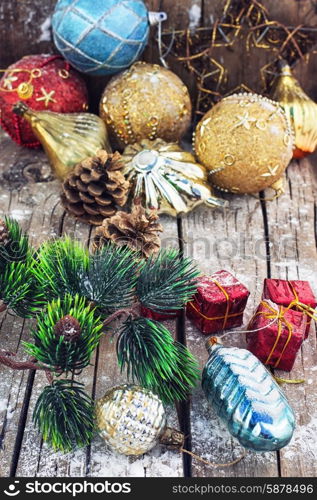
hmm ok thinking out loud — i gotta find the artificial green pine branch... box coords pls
[0,216,30,269]
[136,249,200,312]
[117,317,200,404]
[33,380,94,452]
[24,294,103,375]
[0,216,202,453]
[0,217,42,317]
[79,244,140,312]
[33,238,140,313]
[0,256,43,317]
[32,236,90,302]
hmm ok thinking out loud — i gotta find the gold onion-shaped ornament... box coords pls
[13,102,111,180]
[120,139,227,216]
[194,93,294,196]
[271,61,317,159]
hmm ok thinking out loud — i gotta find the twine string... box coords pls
[249,301,295,368]
[180,446,247,468]
[157,18,174,69]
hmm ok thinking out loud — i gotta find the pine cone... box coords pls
[94,203,163,259]
[54,315,81,343]
[0,218,10,246]
[61,150,130,225]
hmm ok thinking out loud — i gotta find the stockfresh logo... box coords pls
[3,481,21,497]
[3,480,132,497]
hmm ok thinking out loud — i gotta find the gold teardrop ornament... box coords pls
[194,93,294,195]
[13,102,111,180]
[120,139,227,217]
[271,62,317,159]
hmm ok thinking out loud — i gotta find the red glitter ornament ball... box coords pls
[0,54,89,148]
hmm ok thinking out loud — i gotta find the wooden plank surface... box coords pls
[265,159,317,477]
[1,102,317,479]
[181,196,279,478]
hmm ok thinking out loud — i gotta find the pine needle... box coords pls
[80,244,140,312]
[117,317,200,404]
[24,294,103,375]
[33,380,94,452]
[136,249,199,312]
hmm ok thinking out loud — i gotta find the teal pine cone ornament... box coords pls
[52,0,153,76]
[202,338,295,452]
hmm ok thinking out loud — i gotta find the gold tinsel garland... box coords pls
[160,0,317,116]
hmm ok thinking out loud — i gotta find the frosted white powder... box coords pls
[188,4,201,30]
[283,415,317,461]
[8,208,32,220]
[0,399,7,413]
[38,17,52,42]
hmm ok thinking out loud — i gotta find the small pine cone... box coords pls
[54,315,81,343]
[94,203,163,259]
[0,218,10,246]
[61,150,130,225]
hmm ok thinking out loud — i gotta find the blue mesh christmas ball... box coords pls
[52,0,150,76]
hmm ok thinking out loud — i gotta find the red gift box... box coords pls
[186,270,250,334]
[263,278,317,338]
[140,306,181,321]
[247,300,307,371]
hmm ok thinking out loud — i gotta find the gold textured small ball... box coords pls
[95,385,166,456]
[194,93,294,194]
[99,62,192,147]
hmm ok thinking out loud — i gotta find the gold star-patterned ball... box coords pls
[99,62,192,147]
[194,93,294,195]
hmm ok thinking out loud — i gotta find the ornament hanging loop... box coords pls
[149,11,173,69]
[149,12,167,25]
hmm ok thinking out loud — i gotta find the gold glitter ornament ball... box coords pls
[95,385,166,456]
[99,62,192,147]
[194,93,294,194]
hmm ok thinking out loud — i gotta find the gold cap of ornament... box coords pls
[99,61,192,147]
[194,93,294,195]
[120,138,227,216]
[13,102,111,180]
[205,336,223,352]
[271,60,317,159]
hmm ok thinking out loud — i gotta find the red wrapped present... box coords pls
[263,278,317,338]
[140,306,181,321]
[186,270,250,334]
[247,300,307,371]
